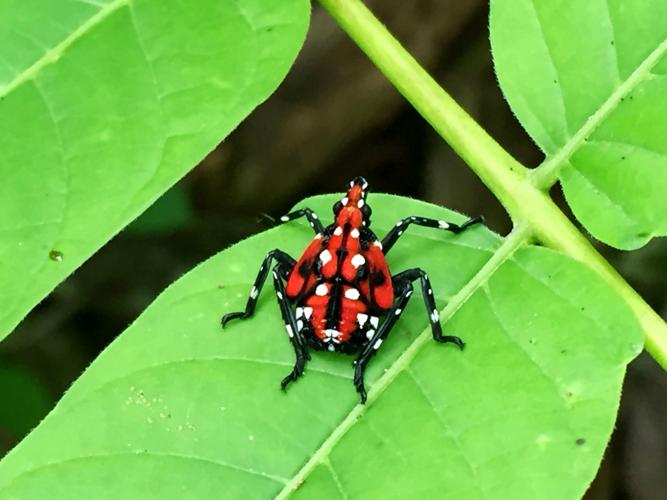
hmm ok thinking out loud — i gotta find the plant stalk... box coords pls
[318,0,667,368]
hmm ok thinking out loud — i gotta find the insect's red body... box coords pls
[285,180,393,352]
[222,176,482,403]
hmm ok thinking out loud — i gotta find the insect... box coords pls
[222,177,482,403]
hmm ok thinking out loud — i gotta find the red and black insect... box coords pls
[222,177,482,403]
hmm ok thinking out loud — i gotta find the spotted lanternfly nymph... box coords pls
[222,177,482,403]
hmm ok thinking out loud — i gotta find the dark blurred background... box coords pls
[1,2,665,498]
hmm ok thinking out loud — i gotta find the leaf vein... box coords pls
[405,369,488,499]
[0,0,128,98]
[0,451,288,493]
[532,34,667,188]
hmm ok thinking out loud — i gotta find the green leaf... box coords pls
[490,0,667,250]
[0,195,642,499]
[0,0,310,342]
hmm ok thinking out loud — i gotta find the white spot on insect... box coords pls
[310,221,314,227]
[406,290,413,297]
[395,308,402,315]
[328,344,336,351]
[366,329,375,340]
[431,310,439,323]
[323,329,341,342]
[272,271,278,279]
[280,215,290,222]
[276,291,283,299]
[285,324,294,338]
[428,289,433,295]
[398,230,403,236]
[438,220,450,229]
[370,316,379,328]
[345,288,360,300]
[357,199,365,208]
[373,241,383,249]
[250,287,258,299]
[341,197,349,205]
[315,233,323,240]
[296,307,303,318]
[311,212,318,219]
[297,320,304,330]
[362,180,368,189]
[350,228,360,239]
[357,313,368,327]
[319,249,332,265]
[303,307,313,319]
[351,254,365,268]
[411,216,417,221]
[334,226,343,236]
[316,284,328,296]
[396,221,403,227]
[350,180,355,187]
[373,339,383,349]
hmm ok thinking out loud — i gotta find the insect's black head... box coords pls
[333,177,372,228]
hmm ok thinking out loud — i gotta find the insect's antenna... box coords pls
[257,213,277,225]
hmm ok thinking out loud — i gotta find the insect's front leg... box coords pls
[381,215,483,255]
[278,208,325,234]
[221,249,295,327]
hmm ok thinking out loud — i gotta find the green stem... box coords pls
[318,0,667,368]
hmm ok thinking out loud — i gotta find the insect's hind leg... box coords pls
[270,265,310,391]
[391,268,464,348]
[221,249,295,327]
[353,281,415,404]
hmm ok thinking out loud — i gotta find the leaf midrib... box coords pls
[0,0,128,100]
[274,225,531,499]
[530,35,667,189]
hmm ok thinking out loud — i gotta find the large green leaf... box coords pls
[490,0,667,250]
[0,0,310,342]
[0,195,642,499]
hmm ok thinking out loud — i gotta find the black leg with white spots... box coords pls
[271,264,310,391]
[353,281,415,404]
[381,215,483,255]
[221,249,295,327]
[279,208,325,234]
[391,268,464,348]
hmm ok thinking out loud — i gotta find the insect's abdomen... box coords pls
[302,282,368,348]
[338,286,367,342]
